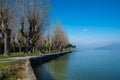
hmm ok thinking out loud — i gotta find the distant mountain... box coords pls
[94,43,120,50]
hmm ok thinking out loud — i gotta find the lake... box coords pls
[35,50,120,80]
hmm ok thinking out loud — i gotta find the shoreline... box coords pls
[28,51,72,80]
[0,51,72,79]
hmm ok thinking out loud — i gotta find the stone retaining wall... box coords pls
[26,51,72,80]
[26,59,37,80]
[30,51,71,66]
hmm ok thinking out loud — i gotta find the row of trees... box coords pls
[0,0,75,56]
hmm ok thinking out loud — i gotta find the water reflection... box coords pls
[34,50,120,80]
[34,55,69,80]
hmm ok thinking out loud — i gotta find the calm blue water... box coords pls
[37,50,120,80]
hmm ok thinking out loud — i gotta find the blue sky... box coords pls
[51,0,120,48]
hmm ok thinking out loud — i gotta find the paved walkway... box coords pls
[0,51,71,63]
[0,56,38,63]
[0,53,56,63]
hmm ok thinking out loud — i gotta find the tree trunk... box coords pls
[19,46,21,52]
[30,45,32,53]
[13,46,15,52]
[4,32,9,56]
[24,38,29,54]
[30,46,35,53]
[2,21,10,56]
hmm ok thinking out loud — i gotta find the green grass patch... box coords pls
[0,50,70,59]
[0,62,12,69]
[0,62,13,79]
[9,52,25,57]
[0,52,25,59]
[0,55,10,58]
[0,60,27,80]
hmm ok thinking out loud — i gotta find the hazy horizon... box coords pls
[51,0,120,48]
